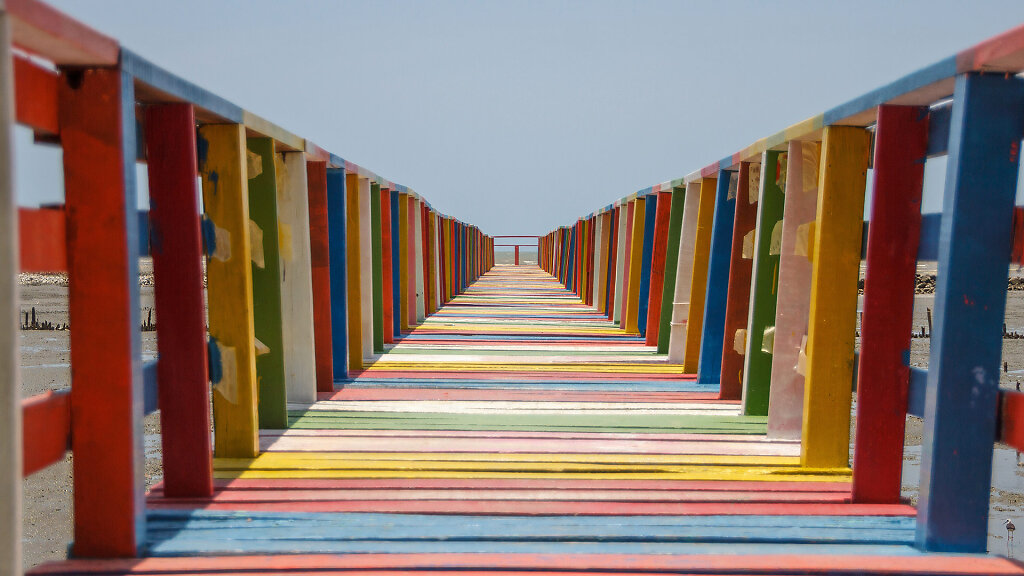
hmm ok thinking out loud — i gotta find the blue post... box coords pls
[696,170,737,386]
[325,169,348,381]
[637,193,658,337]
[567,225,577,291]
[917,72,1024,552]
[390,190,401,337]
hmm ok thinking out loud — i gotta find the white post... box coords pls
[358,177,374,362]
[613,201,627,323]
[413,197,426,322]
[667,181,702,363]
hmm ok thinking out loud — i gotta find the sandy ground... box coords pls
[19,256,1024,567]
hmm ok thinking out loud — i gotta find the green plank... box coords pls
[287,410,767,434]
[742,151,787,416]
[246,138,288,429]
[371,182,384,353]
[657,185,687,354]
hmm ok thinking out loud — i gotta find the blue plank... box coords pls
[325,170,349,381]
[696,171,737,387]
[122,50,243,123]
[142,359,158,416]
[926,101,953,159]
[916,213,942,261]
[390,190,401,337]
[907,367,928,419]
[823,57,957,126]
[916,73,1024,553]
[636,194,658,336]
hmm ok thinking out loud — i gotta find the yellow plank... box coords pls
[801,126,870,468]
[214,467,850,482]
[683,177,718,372]
[199,124,259,458]
[398,193,410,331]
[345,173,364,371]
[216,452,798,467]
[624,197,646,334]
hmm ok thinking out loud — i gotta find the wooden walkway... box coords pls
[34,265,1021,575]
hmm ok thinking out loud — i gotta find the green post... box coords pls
[371,182,385,353]
[657,185,686,354]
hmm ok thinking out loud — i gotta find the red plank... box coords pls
[59,67,144,556]
[380,188,394,344]
[145,103,212,498]
[644,190,672,345]
[1000,390,1024,450]
[1012,207,1024,265]
[22,389,70,476]
[719,162,757,400]
[18,206,66,272]
[318,388,721,402]
[306,161,334,393]
[852,106,928,504]
[13,54,58,135]
[7,0,119,66]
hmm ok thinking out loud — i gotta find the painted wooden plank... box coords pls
[246,138,288,429]
[719,164,756,399]
[305,161,335,391]
[656,187,685,354]
[370,182,384,353]
[592,212,604,311]
[624,198,645,334]
[696,171,736,388]
[121,49,242,124]
[801,126,870,468]
[325,169,348,381]
[852,106,927,504]
[682,177,718,373]
[667,183,701,363]
[916,73,1024,553]
[145,103,212,496]
[644,192,671,346]
[275,152,317,404]
[358,177,375,361]
[605,208,619,319]
[21,390,68,476]
[766,141,820,439]
[380,188,394,344]
[636,194,657,336]
[425,209,436,314]
[391,190,402,336]
[613,204,628,323]
[13,53,58,135]
[413,197,426,322]
[741,151,786,416]
[18,206,66,272]
[61,66,145,556]
[345,173,364,370]
[405,195,416,326]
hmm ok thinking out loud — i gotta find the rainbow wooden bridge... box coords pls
[7,1,1024,574]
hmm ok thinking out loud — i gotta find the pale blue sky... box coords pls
[17,1,1024,237]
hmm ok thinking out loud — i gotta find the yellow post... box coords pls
[801,126,871,468]
[683,177,718,373]
[624,197,646,334]
[198,124,259,458]
[398,193,410,332]
[345,173,363,371]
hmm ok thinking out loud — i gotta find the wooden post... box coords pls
[916,73,1024,552]
[514,245,520,266]
[607,205,621,321]
[624,198,645,334]
[306,161,335,390]
[617,201,633,325]
[390,190,402,336]
[656,186,685,353]
[741,151,786,416]
[275,151,317,404]
[645,190,672,346]
[667,182,702,364]
[696,172,737,385]
[408,197,419,324]
[145,103,212,496]
[682,177,718,373]
[767,140,821,438]
[246,138,287,429]
[800,125,871,468]
[325,169,348,380]
[199,123,258,462]
[380,188,394,344]
[370,182,384,353]
[719,164,757,399]
[637,194,657,336]
[413,197,426,322]
[0,9,21,569]
[852,105,927,503]
[344,173,363,370]
[358,178,374,361]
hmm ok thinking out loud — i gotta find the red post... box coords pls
[306,162,334,392]
[145,103,212,498]
[852,105,928,503]
[380,189,394,344]
[606,205,620,320]
[719,162,758,400]
[514,245,519,265]
[60,67,144,556]
[645,189,673,346]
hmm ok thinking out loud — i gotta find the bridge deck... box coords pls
[32,266,1021,574]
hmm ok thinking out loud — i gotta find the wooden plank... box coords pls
[614,203,629,323]
[413,197,426,322]
[719,165,756,399]
[246,138,288,429]
[358,178,375,360]
[801,126,870,468]
[22,389,68,476]
[325,170,348,380]
[398,193,409,332]
[667,183,701,363]
[13,53,58,134]
[391,190,402,334]
[60,66,145,556]
[145,103,212,497]
[766,141,820,439]
[644,192,671,345]
[742,151,786,416]
[606,207,619,320]
[696,172,736,386]
[276,152,317,404]
[199,123,259,460]
[852,106,927,504]
[636,195,657,335]
[682,177,718,373]
[370,182,384,353]
[624,198,645,334]
[7,0,119,65]
[18,206,66,271]
[406,196,418,325]
[305,161,335,391]
[592,212,605,311]
[380,188,394,344]
[345,173,364,370]
[122,49,242,124]
[916,73,1024,553]
[656,188,684,354]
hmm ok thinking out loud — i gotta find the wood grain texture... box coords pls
[645,191,672,345]
[801,126,870,469]
[696,172,735,386]
[246,137,288,430]
[682,177,717,373]
[145,103,212,496]
[719,166,755,399]
[305,161,335,391]
[61,66,146,556]
[852,106,927,504]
